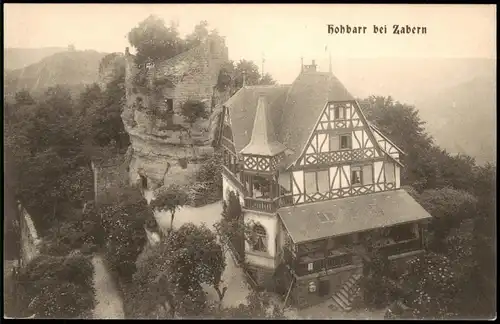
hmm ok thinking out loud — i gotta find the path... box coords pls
[153,200,252,308]
[92,255,125,319]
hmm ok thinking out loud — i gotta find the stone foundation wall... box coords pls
[290,265,362,309]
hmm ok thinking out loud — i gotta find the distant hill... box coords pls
[4,49,109,99]
[4,47,67,71]
[415,75,496,165]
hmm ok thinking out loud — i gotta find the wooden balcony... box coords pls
[243,194,293,213]
[221,165,247,195]
[378,238,422,257]
[284,247,353,277]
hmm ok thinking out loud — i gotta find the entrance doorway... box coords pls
[318,279,330,297]
[140,175,148,190]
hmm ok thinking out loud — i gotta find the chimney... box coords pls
[311,60,317,71]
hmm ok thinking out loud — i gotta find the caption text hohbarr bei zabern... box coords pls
[327,24,427,35]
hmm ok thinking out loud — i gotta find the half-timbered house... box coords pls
[217,61,432,309]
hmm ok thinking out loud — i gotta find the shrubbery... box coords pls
[14,253,95,319]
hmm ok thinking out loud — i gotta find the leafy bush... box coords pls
[188,152,223,206]
[180,99,208,125]
[131,223,226,318]
[100,186,155,283]
[16,254,95,319]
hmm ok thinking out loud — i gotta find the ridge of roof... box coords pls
[280,71,355,168]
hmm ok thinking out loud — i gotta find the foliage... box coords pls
[180,99,208,125]
[399,253,460,319]
[216,61,235,92]
[150,184,189,229]
[99,186,155,283]
[188,152,223,206]
[15,253,95,319]
[214,191,252,262]
[259,73,277,85]
[359,252,398,309]
[414,188,477,252]
[202,291,285,319]
[39,205,104,256]
[128,15,185,66]
[185,20,210,48]
[4,86,93,234]
[132,223,226,318]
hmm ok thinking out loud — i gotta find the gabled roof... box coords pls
[223,69,404,169]
[240,93,286,156]
[369,122,406,155]
[278,190,432,244]
[278,72,355,167]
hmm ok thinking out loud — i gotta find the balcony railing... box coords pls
[378,238,422,257]
[284,247,353,277]
[243,194,293,213]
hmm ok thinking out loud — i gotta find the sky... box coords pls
[4,4,497,84]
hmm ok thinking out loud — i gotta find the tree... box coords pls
[234,60,261,89]
[132,223,226,318]
[180,99,208,126]
[185,20,210,49]
[15,253,95,319]
[100,186,155,283]
[128,15,184,66]
[216,61,235,92]
[414,188,477,252]
[4,87,93,234]
[259,73,277,85]
[150,184,189,230]
[214,191,254,263]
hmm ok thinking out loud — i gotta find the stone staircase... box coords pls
[329,273,362,312]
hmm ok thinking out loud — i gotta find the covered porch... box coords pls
[276,189,432,308]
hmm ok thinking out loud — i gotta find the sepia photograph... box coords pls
[3,3,496,320]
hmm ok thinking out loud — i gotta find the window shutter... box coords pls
[330,135,339,151]
[362,165,373,184]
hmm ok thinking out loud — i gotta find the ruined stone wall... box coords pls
[122,36,228,189]
[98,53,125,90]
[18,203,41,267]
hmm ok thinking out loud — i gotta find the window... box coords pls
[334,106,346,119]
[307,262,314,272]
[385,162,395,183]
[340,135,351,149]
[252,224,267,252]
[351,167,362,185]
[304,170,329,194]
[165,98,174,112]
[308,281,317,293]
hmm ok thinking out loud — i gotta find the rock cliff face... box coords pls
[122,36,229,191]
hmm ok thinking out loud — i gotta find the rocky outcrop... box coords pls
[122,35,229,190]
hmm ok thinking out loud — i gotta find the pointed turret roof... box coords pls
[240,92,286,156]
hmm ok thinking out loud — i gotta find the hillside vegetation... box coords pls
[4,50,108,99]
[4,47,67,70]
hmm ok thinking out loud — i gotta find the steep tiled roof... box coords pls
[278,190,432,243]
[278,72,355,167]
[223,70,407,170]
